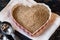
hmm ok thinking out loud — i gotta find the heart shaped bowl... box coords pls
[10,0,51,37]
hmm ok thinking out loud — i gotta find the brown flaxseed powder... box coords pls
[12,4,49,33]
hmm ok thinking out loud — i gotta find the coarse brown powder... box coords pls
[12,4,49,33]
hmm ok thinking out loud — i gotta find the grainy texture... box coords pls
[32,13,59,36]
[12,4,49,33]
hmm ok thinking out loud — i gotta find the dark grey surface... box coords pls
[0,0,10,11]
